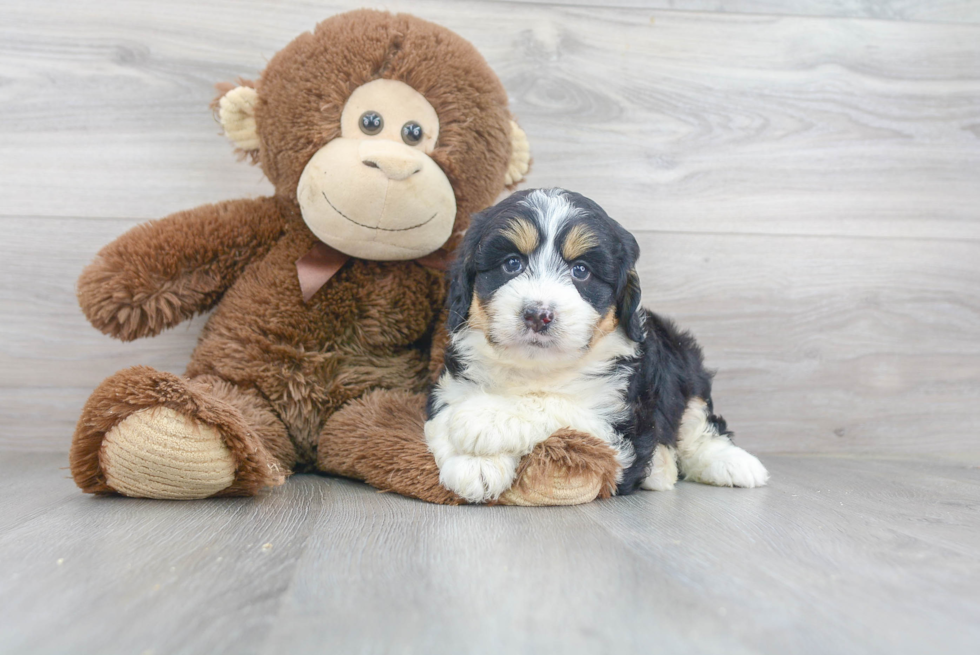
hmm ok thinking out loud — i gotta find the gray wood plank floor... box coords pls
[1,452,978,655]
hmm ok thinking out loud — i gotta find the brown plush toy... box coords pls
[69,10,622,505]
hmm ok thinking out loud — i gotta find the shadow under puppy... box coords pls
[425,188,769,503]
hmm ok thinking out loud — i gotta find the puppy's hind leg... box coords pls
[675,398,769,488]
[640,444,679,491]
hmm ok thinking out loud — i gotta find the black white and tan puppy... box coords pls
[424,188,769,503]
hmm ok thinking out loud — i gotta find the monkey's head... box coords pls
[215,10,530,260]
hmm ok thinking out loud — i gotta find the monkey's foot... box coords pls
[71,366,289,499]
[101,407,237,499]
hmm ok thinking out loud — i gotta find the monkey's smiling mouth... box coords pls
[322,192,438,232]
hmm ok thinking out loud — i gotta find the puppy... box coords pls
[425,188,769,503]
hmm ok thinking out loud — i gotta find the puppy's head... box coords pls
[448,188,644,361]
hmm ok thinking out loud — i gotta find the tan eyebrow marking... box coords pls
[499,217,539,255]
[561,223,599,260]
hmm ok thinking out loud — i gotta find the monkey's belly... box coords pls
[187,321,429,467]
[185,252,439,466]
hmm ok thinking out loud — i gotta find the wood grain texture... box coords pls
[3,217,979,457]
[1,0,978,458]
[2,1,979,238]
[505,0,980,24]
[1,452,979,654]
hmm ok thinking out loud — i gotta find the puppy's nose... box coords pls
[523,305,555,333]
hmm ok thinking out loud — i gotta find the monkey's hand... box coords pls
[78,197,286,341]
[499,429,621,506]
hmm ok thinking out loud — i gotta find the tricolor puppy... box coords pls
[425,188,769,503]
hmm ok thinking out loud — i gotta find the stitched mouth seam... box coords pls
[321,191,437,232]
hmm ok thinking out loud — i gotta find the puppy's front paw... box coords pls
[696,447,769,488]
[444,407,513,456]
[439,454,519,503]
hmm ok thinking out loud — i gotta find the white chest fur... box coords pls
[424,328,638,502]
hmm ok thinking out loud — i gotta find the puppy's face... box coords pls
[448,189,644,361]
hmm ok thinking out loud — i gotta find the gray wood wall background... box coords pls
[1,0,978,459]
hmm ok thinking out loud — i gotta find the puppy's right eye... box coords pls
[571,263,591,281]
[502,256,524,275]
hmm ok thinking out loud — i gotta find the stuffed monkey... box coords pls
[70,10,621,505]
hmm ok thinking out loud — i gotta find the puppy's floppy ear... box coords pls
[619,269,646,342]
[615,228,646,342]
[446,255,474,334]
[446,212,486,334]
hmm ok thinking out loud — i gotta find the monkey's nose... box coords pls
[523,305,555,333]
[361,157,422,180]
[359,141,424,181]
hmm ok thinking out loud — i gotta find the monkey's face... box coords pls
[216,10,532,262]
[295,79,456,260]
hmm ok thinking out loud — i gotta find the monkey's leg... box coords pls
[71,367,295,499]
[317,389,465,505]
[317,390,621,506]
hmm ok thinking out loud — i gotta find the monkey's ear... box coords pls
[503,120,531,188]
[215,84,260,154]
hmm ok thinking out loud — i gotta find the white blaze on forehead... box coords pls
[519,188,582,254]
[517,189,587,286]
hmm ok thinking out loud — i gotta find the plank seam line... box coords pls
[480,0,980,28]
[3,214,978,245]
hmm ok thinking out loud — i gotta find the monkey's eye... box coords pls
[359,111,384,135]
[401,121,424,145]
[571,263,591,281]
[502,256,524,275]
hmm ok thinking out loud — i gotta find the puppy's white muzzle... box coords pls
[487,274,599,358]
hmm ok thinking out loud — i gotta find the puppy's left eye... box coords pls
[502,256,524,275]
[571,263,591,281]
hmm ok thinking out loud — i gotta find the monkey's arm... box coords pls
[78,196,287,341]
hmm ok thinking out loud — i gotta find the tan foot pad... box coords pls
[499,474,602,507]
[100,407,236,499]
